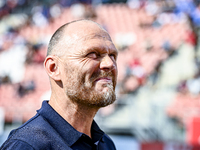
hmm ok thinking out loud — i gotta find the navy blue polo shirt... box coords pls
[1,101,116,150]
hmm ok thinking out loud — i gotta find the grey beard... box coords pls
[65,82,116,108]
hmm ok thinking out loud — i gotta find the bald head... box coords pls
[47,19,110,57]
[44,19,118,109]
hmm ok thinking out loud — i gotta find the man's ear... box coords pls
[44,56,61,81]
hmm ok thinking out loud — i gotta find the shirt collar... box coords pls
[91,121,105,143]
[37,101,105,147]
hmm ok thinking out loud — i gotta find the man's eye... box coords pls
[109,54,116,60]
[87,52,99,59]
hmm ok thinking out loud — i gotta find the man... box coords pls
[1,19,118,149]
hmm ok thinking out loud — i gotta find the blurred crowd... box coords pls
[0,0,97,87]
[1,0,200,128]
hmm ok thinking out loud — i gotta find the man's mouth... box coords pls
[95,77,112,83]
[90,71,115,85]
[96,77,112,82]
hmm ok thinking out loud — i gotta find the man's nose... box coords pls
[100,55,116,71]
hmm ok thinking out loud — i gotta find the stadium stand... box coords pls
[1,0,200,148]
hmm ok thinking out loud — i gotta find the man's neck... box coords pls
[49,95,99,138]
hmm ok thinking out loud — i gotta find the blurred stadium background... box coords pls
[1,0,200,149]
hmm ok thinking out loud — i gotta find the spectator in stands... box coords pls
[162,40,176,57]
[187,72,200,96]
[17,80,35,97]
[0,75,11,85]
[128,58,145,85]
[1,19,117,150]
[150,61,162,86]
[177,80,188,95]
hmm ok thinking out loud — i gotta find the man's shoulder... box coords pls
[1,113,71,150]
[103,134,117,150]
[9,113,51,140]
[1,139,35,150]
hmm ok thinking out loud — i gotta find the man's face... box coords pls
[59,24,118,108]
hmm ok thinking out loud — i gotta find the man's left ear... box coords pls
[44,56,61,81]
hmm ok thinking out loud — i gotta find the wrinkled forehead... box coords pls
[69,31,111,43]
[56,21,115,58]
[60,30,112,55]
[75,32,112,43]
[65,21,112,42]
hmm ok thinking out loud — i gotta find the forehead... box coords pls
[81,34,117,54]
[63,22,116,53]
[66,21,112,42]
